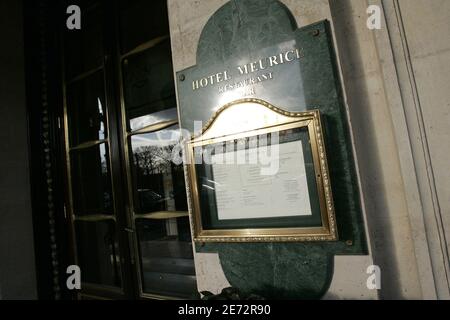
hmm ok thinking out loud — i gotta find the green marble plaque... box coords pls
[176,0,366,299]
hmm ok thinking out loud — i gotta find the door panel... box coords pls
[74,219,122,287]
[122,38,177,132]
[119,32,198,299]
[70,143,113,215]
[64,69,126,293]
[127,125,197,298]
[61,0,197,299]
[64,1,104,80]
[62,0,128,296]
[66,70,107,146]
[136,217,197,298]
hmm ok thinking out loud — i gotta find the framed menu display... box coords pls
[185,99,337,242]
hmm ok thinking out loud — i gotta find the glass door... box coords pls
[61,0,197,299]
[62,1,133,299]
[118,0,198,299]
[119,38,197,300]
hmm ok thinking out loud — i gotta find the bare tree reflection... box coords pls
[133,145,173,176]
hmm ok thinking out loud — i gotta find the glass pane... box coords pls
[130,125,187,214]
[122,39,177,132]
[65,2,104,79]
[75,220,122,287]
[119,0,169,54]
[194,127,322,230]
[71,143,113,215]
[66,70,107,147]
[136,217,197,298]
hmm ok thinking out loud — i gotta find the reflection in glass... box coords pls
[129,108,177,132]
[122,39,176,131]
[130,125,187,214]
[119,0,169,54]
[67,71,107,146]
[71,143,113,215]
[75,220,121,287]
[65,3,104,79]
[136,217,197,298]
[194,127,322,230]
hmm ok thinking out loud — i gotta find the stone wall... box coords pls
[0,0,38,300]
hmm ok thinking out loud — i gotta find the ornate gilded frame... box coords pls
[185,98,337,242]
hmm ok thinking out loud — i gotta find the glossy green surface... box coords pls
[176,0,366,299]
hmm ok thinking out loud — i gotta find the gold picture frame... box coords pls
[185,98,337,242]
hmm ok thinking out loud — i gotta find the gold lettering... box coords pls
[285,50,295,62]
[250,62,259,73]
[269,55,278,66]
[237,65,248,75]
[192,80,199,91]
[200,78,208,87]
[259,59,267,70]
[194,48,303,92]
[296,48,304,59]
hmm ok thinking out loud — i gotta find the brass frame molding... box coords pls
[185,99,338,242]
